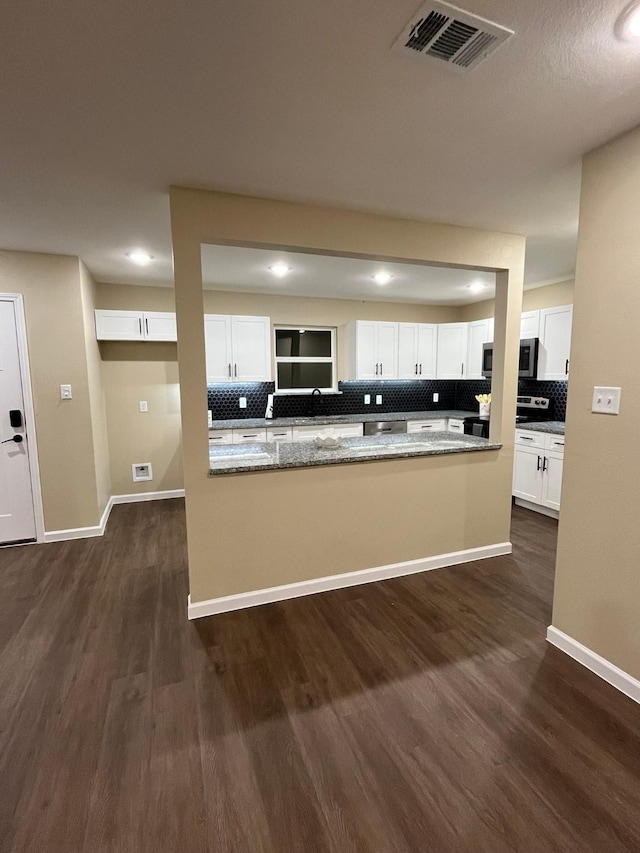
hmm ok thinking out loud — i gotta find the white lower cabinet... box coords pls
[513,430,564,512]
[292,423,363,441]
[208,430,233,446]
[232,428,267,444]
[266,427,293,442]
[407,419,446,433]
[447,418,465,434]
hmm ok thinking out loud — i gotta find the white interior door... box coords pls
[0,300,37,543]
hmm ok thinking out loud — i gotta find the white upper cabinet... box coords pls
[466,319,492,380]
[398,323,437,379]
[204,314,271,383]
[537,305,573,380]
[520,310,540,339]
[436,323,469,379]
[349,321,398,380]
[95,310,177,342]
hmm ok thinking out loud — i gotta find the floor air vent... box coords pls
[392,1,513,72]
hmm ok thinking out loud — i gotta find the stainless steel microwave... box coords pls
[482,338,539,379]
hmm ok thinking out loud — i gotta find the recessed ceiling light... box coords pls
[468,282,486,293]
[126,249,154,266]
[372,271,393,285]
[616,1,640,41]
[268,262,291,278]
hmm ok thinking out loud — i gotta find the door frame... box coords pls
[1,294,45,543]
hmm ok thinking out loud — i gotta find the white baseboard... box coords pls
[547,626,640,705]
[514,499,559,519]
[187,541,512,620]
[43,489,185,543]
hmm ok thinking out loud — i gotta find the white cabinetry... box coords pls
[448,418,465,434]
[292,423,363,441]
[266,426,293,442]
[398,323,437,379]
[232,427,267,444]
[95,310,177,342]
[466,319,492,380]
[204,314,271,383]
[407,419,447,433]
[520,311,540,339]
[349,321,398,380]
[513,430,564,515]
[208,429,233,446]
[537,305,572,380]
[436,324,469,379]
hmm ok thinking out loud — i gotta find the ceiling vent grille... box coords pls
[392,1,513,72]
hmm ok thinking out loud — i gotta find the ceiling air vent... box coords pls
[392,1,513,72]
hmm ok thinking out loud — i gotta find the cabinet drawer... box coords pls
[208,430,233,446]
[448,419,464,434]
[292,425,332,441]
[232,428,267,444]
[266,427,293,442]
[408,419,446,433]
[515,430,545,449]
[334,423,363,438]
[545,434,565,453]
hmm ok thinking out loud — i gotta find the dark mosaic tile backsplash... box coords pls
[207,378,568,421]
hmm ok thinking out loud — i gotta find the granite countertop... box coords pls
[209,410,476,431]
[209,431,502,475]
[516,421,565,436]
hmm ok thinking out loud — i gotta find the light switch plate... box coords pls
[433,393,439,402]
[376,394,382,405]
[239,397,247,409]
[139,400,148,413]
[364,394,371,405]
[592,386,621,415]
[60,384,72,400]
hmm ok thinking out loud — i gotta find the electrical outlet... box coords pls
[60,384,72,400]
[433,393,439,402]
[139,400,148,413]
[376,394,382,405]
[132,462,153,482]
[239,397,247,409]
[364,394,371,405]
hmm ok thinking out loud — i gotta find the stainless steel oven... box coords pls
[482,338,539,379]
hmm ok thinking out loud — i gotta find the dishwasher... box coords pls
[363,420,407,436]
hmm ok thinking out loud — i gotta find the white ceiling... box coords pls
[201,245,496,304]
[2,0,640,288]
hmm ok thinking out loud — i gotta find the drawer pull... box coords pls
[520,436,534,441]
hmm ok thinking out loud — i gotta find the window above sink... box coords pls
[274,326,337,393]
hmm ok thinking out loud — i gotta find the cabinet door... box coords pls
[397,323,419,379]
[466,319,490,380]
[538,305,572,380]
[520,310,540,339]
[541,451,563,511]
[95,310,144,341]
[231,316,272,382]
[512,447,544,503]
[232,428,267,444]
[204,314,233,382]
[334,423,363,438]
[416,324,437,379]
[266,427,293,442]
[407,419,446,433]
[448,419,464,434]
[436,324,468,379]
[208,430,233,446]
[376,323,398,379]
[292,424,335,441]
[143,312,177,342]
[354,321,378,380]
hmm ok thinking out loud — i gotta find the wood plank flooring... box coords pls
[1,501,640,852]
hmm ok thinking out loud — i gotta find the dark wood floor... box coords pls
[1,502,640,852]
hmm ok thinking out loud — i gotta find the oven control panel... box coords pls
[517,396,550,409]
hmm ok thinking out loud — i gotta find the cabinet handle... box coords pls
[380,362,383,376]
[461,362,464,377]
[565,359,569,375]
[228,363,232,378]
[375,363,378,376]
[415,363,418,375]
[145,317,149,336]
[543,456,548,472]
[419,363,422,375]
[537,455,542,471]
[520,436,534,441]
[553,441,564,446]
[234,364,238,378]
[138,317,142,336]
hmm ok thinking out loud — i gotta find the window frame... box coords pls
[273,325,338,394]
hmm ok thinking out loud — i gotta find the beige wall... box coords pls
[0,250,101,531]
[170,188,525,604]
[460,279,574,322]
[553,127,640,679]
[80,263,111,514]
